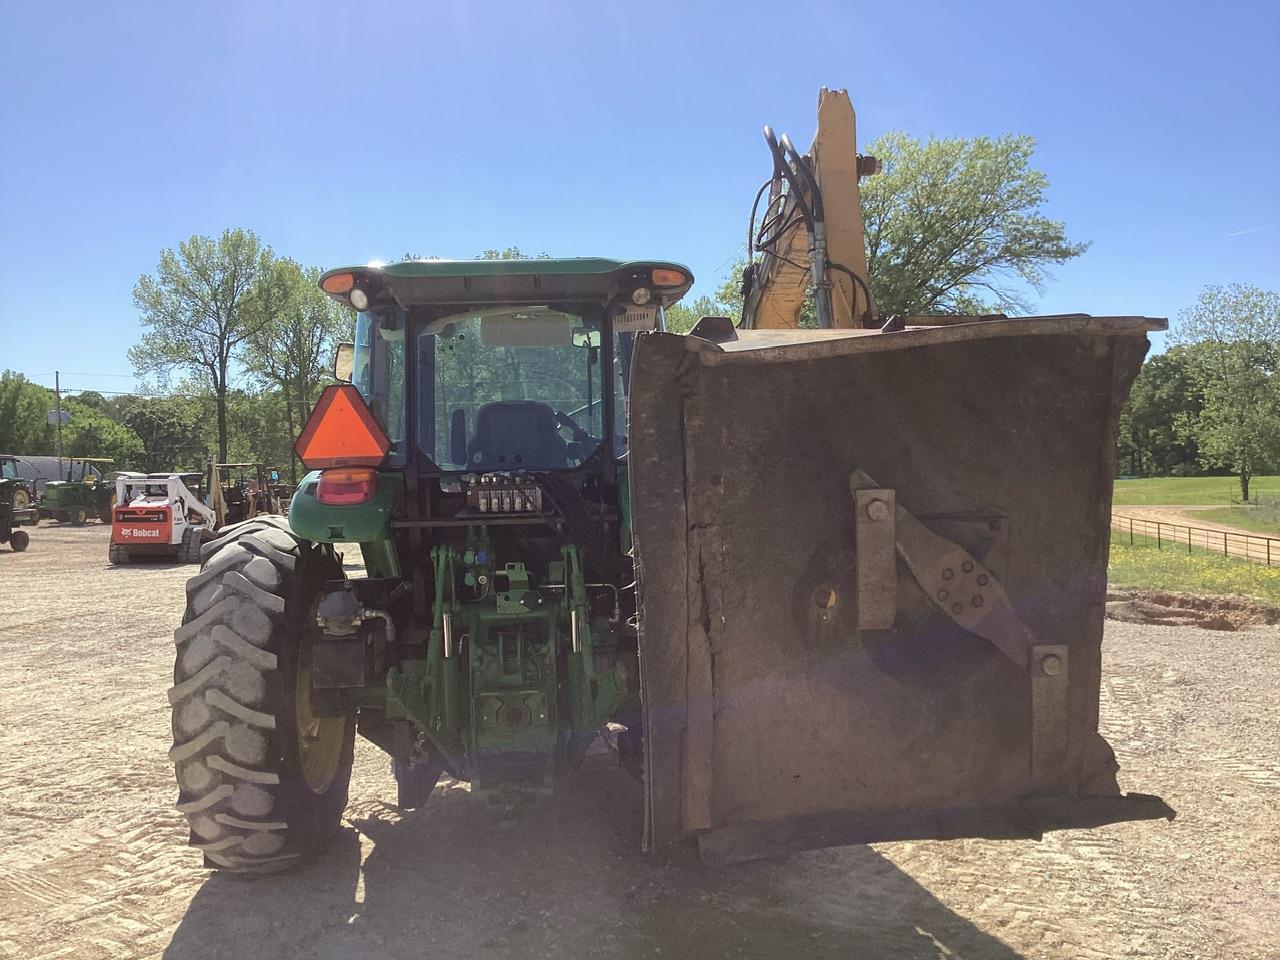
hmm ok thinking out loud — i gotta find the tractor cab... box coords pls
[295,258,691,571]
[323,258,692,474]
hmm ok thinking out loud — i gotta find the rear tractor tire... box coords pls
[9,530,29,552]
[170,516,354,873]
[11,488,30,512]
[108,542,131,564]
[70,506,87,526]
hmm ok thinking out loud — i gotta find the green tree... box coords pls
[862,132,1086,315]
[224,388,296,469]
[61,398,144,466]
[724,131,1085,323]
[243,258,352,481]
[402,247,551,262]
[71,390,108,412]
[479,247,550,260]
[130,228,267,463]
[1117,347,1204,476]
[0,372,55,455]
[118,395,208,472]
[1172,283,1280,501]
[664,295,728,334]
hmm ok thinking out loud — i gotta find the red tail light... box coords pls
[316,467,379,505]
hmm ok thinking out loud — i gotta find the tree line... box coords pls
[0,230,352,482]
[11,130,1262,493]
[1120,283,1280,501]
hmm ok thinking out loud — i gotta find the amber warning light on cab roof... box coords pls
[650,268,686,287]
[294,384,391,469]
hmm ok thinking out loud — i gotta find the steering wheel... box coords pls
[554,409,593,444]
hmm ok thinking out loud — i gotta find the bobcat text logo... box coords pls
[121,527,163,539]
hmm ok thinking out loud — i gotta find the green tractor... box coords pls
[170,257,1173,873]
[38,457,117,525]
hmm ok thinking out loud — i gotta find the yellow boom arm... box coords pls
[742,88,878,329]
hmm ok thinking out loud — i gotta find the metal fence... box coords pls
[1112,513,1280,566]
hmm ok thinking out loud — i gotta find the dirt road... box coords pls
[1113,505,1280,565]
[2,525,1278,959]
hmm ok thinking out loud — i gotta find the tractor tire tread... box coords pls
[170,519,352,875]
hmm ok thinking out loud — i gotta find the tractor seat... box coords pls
[468,401,567,470]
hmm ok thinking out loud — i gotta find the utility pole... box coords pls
[55,370,64,469]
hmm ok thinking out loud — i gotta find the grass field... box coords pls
[1112,475,1280,505]
[1196,505,1280,537]
[1108,531,1280,603]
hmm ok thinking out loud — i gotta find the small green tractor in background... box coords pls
[38,457,118,525]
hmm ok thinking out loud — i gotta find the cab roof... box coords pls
[318,258,694,311]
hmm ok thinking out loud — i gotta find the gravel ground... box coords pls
[1,524,1278,959]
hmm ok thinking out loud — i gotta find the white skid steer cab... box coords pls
[109,473,215,565]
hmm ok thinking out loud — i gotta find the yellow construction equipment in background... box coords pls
[741,87,879,330]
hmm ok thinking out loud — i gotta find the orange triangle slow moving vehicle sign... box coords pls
[294,384,391,469]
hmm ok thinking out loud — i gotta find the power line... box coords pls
[56,371,138,378]
[55,388,318,405]
[713,243,747,274]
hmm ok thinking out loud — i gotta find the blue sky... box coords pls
[1,0,1277,398]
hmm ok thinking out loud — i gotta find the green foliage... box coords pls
[0,371,56,455]
[0,372,144,466]
[60,398,144,465]
[223,389,297,469]
[861,132,1086,315]
[403,247,551,262]
[719,131,1079,326]
[1117,346,1204,476]
[118,395,208,472]
[1170,284,1280,500]
[479,247,551,260]
[241,257,352,481]
[664,295,728,335]
[1172,282,1280,345]
[130,228,268,462]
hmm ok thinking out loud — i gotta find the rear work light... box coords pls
[316,467,380,506]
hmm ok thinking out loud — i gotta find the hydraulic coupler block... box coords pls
[464,473,544,514]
